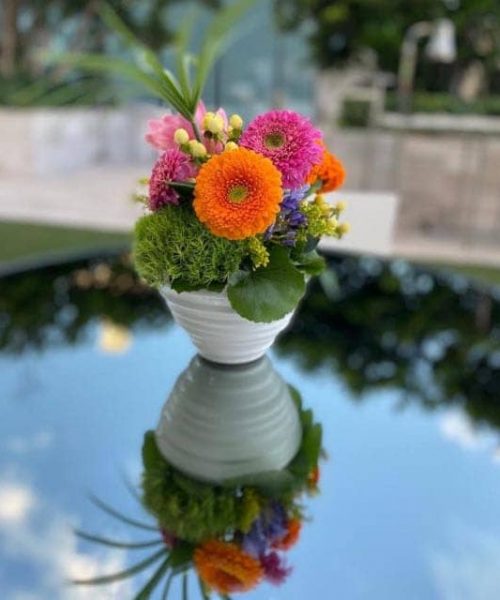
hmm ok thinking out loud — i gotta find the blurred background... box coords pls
[0,0,499,281]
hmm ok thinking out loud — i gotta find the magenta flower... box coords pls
[148,148,196,210]
[260,552,292,586]
[145,101,227,154]
[240,110,323,189]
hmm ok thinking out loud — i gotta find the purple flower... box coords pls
[265,186,308,246]
[242,502,288,558]
[266,502,288,543]
[261,552,292,586]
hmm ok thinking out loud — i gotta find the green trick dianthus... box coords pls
[133,204,247,290]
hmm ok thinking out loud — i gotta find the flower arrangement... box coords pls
[61,2,348,324]
[72,388,322,598]
[134,102,348,322]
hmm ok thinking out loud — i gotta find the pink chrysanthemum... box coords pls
[260,552,292,586]
[240,110,322,189]
[148,148,196,211]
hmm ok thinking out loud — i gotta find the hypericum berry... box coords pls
[174,128,190,145]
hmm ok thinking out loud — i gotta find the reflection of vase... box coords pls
[160,286,294,364]
[155,355,302,483]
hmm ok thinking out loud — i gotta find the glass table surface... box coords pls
[0,250,499,600]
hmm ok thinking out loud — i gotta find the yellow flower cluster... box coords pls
[299,195,350,240]
[247,236,270,268]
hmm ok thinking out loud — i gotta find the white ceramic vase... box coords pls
[155,355,302,484]
[160,286,295,364]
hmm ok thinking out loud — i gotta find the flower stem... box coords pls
[191,120,202,142]
[170,181,195,190]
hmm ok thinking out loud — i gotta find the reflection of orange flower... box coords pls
[194,540,263,594]
[272,518,302,550]
[307,147,346,193]
[194,147,282,240]
[308,466,320,487]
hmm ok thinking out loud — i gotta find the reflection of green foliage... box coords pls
[0,252,169,354]
[134,206,247,291]
[142,432,261,543]
[277,255,500,431]
[141,391,322,542]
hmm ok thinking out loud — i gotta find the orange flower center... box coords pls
[264,131,285,150]
[228,184,249,204]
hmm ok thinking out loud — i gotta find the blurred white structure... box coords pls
[320,191,400,256]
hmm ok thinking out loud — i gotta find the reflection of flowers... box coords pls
[261,551,292,585]
[194,540,263,594]
[72,388,322,596]
[272,518,302,550]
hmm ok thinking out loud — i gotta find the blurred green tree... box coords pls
[274,0,500,92]
[0,0,220,104]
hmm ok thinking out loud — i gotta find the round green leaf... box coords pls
[227,246,306,323]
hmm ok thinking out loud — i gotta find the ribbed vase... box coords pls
[155,355,302,483]
[160,286,295,364]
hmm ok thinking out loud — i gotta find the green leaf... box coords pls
[293,250,326,276]
[142,431,165,472]
[133,557,171,600]
[170,542,194,568]
[98,2,193,118]
[198,577,211,600]
[89,494,158,531]
[227,246,306,323]
[74,529,163,550]
[161,572,174,599]
[192,0,259,106]
[72,547,167,585]
[287,384,303,410]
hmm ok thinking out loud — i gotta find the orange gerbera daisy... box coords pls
[194,540,263,594]
[193,147,282,240]
[307,146,346,193]
[272,518,302,550]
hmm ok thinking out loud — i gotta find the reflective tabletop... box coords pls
[1,251,499,600]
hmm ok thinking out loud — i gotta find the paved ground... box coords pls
[0,167,144,231]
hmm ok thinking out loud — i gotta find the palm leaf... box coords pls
[99,2,193,118]
[182,573,189,600]
[174,10,198,110]
[161,572,174,599]
[89,494,158,531]
[75,529,164,550]
[133,556,171,600]
[72,547,167,585]
[192,0,259,106]
[198,576,210,600]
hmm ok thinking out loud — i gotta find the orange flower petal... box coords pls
[194,147,282,240]
[307,147,346,193]
[272,518,302,550]
[194,540,263,594]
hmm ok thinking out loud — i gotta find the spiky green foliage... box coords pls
[133,205,247,291]
[55,0,259,120]
[141,432,261,543]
